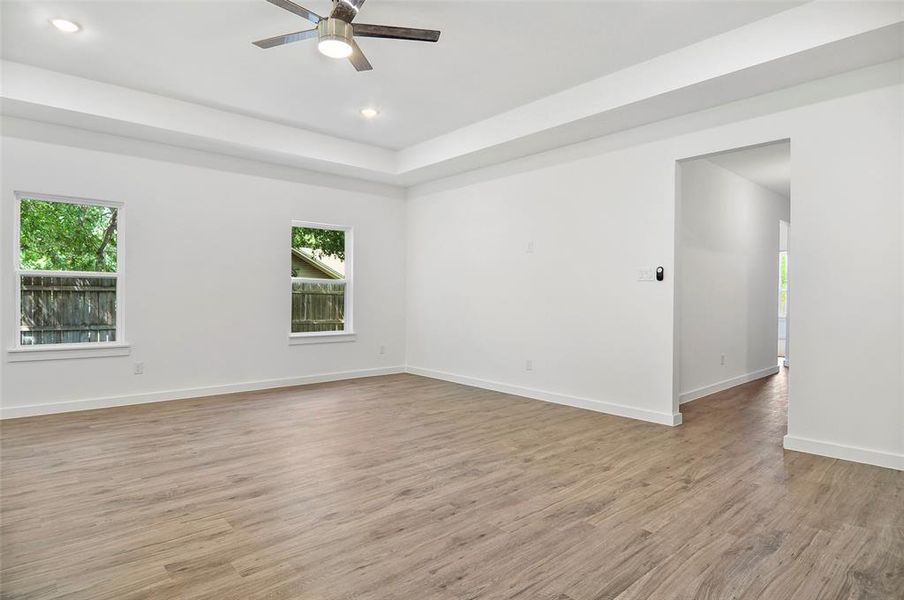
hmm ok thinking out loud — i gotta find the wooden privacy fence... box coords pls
[20,276,117,345]
[20,276,341,343]
[292,281,345,332]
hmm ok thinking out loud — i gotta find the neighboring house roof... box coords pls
[291,248,343,279]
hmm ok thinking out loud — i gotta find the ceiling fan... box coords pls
[253,0,441,71]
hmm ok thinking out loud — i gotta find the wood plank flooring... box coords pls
[1,369,902,599]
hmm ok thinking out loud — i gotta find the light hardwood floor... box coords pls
[1,369,902,599]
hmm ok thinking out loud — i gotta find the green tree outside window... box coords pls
[19,199,118,272]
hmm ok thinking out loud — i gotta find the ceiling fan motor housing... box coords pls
[318,18,353,46]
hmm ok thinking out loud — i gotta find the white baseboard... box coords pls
[0,366,406,419]
[679,365,780,404]
[406,366,682,426]
[783,435,904,471]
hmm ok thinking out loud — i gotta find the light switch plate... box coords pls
[638,268,656,281]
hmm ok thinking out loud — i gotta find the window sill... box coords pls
[7,343,131,362]
[288,332,356,345]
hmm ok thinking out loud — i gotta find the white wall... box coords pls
[407,78,903,469]
[677,156,790,402]
[0,132,407,417]
[406,142,681,425]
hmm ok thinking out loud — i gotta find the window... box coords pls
[14,193,124,349]
[290,222,352,340]
[778,251,788,318]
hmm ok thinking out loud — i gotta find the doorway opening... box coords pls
[674,139,791,424]
[778,220,790,367]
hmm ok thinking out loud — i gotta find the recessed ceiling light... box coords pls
[360,107,379,119]
[50,18,81,33]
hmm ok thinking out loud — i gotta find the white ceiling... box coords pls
[707,141,791,198]
[0,0,803,149]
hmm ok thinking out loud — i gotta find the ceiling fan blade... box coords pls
[253,28,318,49]
[331,0,366,23]
[348,40,373,71]
[263,0,321,25]
[352,24,440,43]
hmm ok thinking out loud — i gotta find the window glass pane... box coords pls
[20,275,117,345]
[291,280,345,333]
[778,252,788,317]
[291,226,345,278]
[19,199,118,272]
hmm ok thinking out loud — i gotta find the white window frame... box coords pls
[288,220,355,345]
[8,192,129,362]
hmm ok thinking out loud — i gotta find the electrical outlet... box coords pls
[133,362,144,375]
[379,345,386,355]
[526,240,535,254]
[526,359,533,372]
[720,354,726,366]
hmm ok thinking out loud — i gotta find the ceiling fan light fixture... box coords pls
[318,38,353,59]
[317,18,353,59]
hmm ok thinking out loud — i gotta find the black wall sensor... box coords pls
[656,266,664,281]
